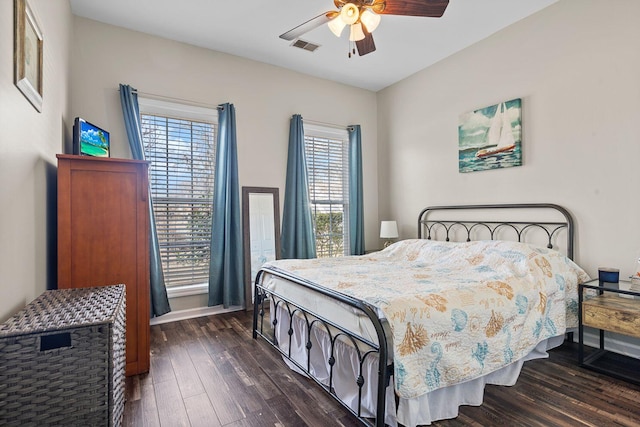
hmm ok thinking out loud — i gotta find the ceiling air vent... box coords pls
[291,39,320,53]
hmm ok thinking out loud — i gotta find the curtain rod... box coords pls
[304,118,353,131]
[118,88,222,110]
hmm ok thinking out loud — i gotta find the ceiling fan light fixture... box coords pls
[369,0,386,14]
[360,9,381,33]
[349,22,366,41]
[328,15,347,37]
[340,3,359,25]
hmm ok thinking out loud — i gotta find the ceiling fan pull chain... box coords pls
[347,39,357,58]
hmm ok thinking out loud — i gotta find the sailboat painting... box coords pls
[458,98,522,173]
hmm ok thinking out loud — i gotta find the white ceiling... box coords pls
[69,0,558,92]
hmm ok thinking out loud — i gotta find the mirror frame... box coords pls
[242,186,281,310]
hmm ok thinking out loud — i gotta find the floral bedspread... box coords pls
[264,239,590,399]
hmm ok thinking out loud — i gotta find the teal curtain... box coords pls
[208,103,244,308]
[348,125,365,255]
[281,115,316,259]
[119,84,171,317]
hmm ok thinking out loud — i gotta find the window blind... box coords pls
[304,133,350,258]
[141,114,216,287]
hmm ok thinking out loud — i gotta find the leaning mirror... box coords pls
[242,186,281,309]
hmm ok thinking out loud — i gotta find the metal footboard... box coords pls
[252,266,393,427]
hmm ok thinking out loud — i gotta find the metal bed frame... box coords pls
[252,203,575,427]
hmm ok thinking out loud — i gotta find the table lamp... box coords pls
[380,220,398,248]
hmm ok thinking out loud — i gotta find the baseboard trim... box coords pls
[578,330,640,359]
[150,304,245,325]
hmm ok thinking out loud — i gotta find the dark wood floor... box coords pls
[124,311,640,427]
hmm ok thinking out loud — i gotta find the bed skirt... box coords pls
[273,301,566,427]
[396,334,565,426]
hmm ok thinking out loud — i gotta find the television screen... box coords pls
[73,118,110,157]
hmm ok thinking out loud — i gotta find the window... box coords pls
[139,98,217,290]
[304,124,350,257]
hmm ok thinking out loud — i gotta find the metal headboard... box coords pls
[417,203,574,260]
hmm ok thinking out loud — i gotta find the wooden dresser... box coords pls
[57,154,150,376]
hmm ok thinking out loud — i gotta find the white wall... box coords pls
[3,0,632,321]
[377,0,640,279]
[0,0,71,321]
[70,17,379,310]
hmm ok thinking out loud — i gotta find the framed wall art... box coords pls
[458,98,522,173]
[14,0,43,112]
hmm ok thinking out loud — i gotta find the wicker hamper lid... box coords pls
[0,284,125,337]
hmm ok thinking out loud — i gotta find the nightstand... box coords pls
[578,279,640,384]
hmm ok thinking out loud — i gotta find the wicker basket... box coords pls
[0,285,126,427]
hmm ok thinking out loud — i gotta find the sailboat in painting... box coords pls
[476,102,515,158]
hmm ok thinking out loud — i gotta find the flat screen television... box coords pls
[73,117,110,157]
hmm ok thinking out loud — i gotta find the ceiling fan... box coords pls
[280,0,450,57]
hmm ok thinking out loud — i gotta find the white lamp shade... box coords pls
[340,3,360,25]
[380,221,399,239]
[328,15,347,37]
[349,22,366,41]
[360,9,381,33]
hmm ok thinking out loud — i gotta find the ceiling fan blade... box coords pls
[380,0,449,17]
[356,29,376,56]
[279,11,338,41]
